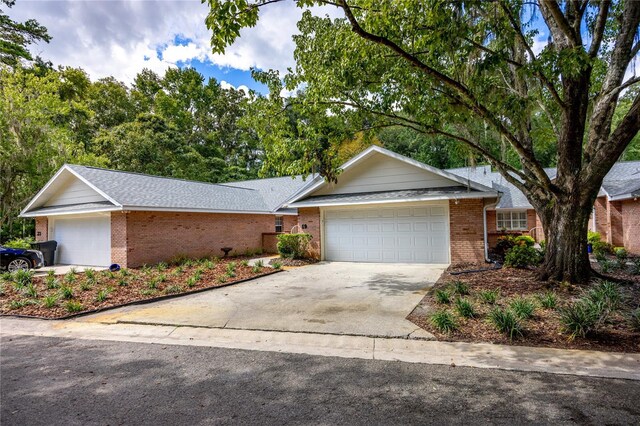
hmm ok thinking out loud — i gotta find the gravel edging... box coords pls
[1,269,284,321]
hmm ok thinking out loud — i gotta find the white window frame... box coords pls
[275,216,283,233]
[496,210,528,231]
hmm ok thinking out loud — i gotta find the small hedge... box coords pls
[504,245,542,268]
[277,233,312,259]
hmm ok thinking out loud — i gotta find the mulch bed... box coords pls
[1,258,276,319]
[269,257,319,267]
[408,261,640,353]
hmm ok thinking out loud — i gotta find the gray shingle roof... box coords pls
[448,160,640,208]
[291,187,481,207]
[64,165,309,213]
[224,175,311,211]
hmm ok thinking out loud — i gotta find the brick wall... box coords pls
[449,199,486,264]
[486,208,541,247]
[608,200,624,247]
[594,196,608,240]
[621,199,640,255]
[35,217,48,241]
[118,211,285,268]
[297,207,321,259]
[111,212,128,267]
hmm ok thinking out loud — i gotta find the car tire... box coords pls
[7,257,31,272]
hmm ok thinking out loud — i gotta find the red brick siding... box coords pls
[486,208,541,247]
[283,215,298,233]
[111,212,128,267]
[262,233,280,254]
[622,199,640,255]
[35,217,48,241]
[608,200,624,247]
[297,208,321,259]
[121,211,284,268]
[595,196,608,240]
[449,199,486,264]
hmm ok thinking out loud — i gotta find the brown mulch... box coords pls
[408,262,640,353]
[1,258,275,319]
[269,257,319,267]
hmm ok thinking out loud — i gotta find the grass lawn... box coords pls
[408,259,640,353]
[0,257,277,319]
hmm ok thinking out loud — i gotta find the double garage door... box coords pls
[324,204,449,264]
[50,216,111,266]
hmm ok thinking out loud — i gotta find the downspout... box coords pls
[483,193,502,262]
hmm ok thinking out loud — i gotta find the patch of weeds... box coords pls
[488,307,523,340]
[240,260,249,267]
[509,297,536,319]
[140,264,152,275]
[452,280,470,296]
[96,288,112,302]
[203,260,215,270]
[181,259,194,268]
[193,269,203,281]
[147,277,159,289]
[186,276,197,288]
[1,272,13,283]
[173,266,185,276]
[434,289,451,304]
[164,285,182,294]
[536,291,557,309]
[254,260,264,268]
[272,261,282,270]
[69,267,78,275]
[454,297,475,318]
[218,276,227,284]
[156,273,167,283]
[226,262,237,274]
[45,277,60,289]
[156,262,168,272]
[59,286,74,299]
[118,277,128,287]
[42,295,59,308]
[23,283,38,298]
[629,308,640,331]
[140,289,157,296]
[65,301,84,313]
[479,290,499,305]
[9,299,29,310]
[63,271,76,285]
[430,310,458,334]
[251,265,261,274]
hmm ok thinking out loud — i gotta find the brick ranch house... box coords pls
[21,146,640,267]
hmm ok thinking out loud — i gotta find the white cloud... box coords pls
[7,0,341,84]
[220,80,249,95]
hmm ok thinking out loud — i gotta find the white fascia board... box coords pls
[272,175,323,212]
[609,193,638,201]
[21,206,122,218]
[121,206,298,215]
[288,191,499,208]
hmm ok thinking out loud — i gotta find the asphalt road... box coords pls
[1,335,638,425]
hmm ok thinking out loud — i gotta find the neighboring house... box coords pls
[447,161,640,255]
[21,146,640,267]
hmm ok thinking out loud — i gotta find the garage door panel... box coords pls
[53,216,111,266]
[324,205,449,264]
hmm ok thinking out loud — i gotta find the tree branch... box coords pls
[540,0,579,47]
[588,0,611,57]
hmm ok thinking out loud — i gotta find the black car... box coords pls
[0,246,44,272]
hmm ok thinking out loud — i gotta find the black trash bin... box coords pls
[30,240,57,266]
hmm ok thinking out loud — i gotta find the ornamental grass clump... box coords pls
[454,298,475,318]
[536,291,557,309]
[488,307,523,340]
[479,290,499,305]
[509,297,536,319]
[452,280,470,296]
[430,310,458,334]
[434,289,451,304]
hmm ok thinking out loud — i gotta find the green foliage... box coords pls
[277,233,312,259]
[0,1,51,66]
[452,280,470,296]
[430,310,458,334]
[559,299,600,339]
[80,281,92,291]
[147,277,159,289]
[156,262,168,272]
[629,309,640,332]
[45,277,59,290]
[272,261,282,270]
[42,295,58,309]
[434,289,451,304]
[12,269,33,288]
[630,258,640,276]
[598,259,613,274]
[118,277,128,287]
[251,265,260,274]
[536,291,557,309]
[254,260,264,268]
[95,288,111,302]
[587,232,601,244]
[63,271,76,285]
[587,281,621,313]
[592,241,613,257]
[218,276,227,284]
[23,283,37,298]
[2,237,34,249]
[504,245,542,268]
[488,308,523,340]
[226,262,236,276]
[454,298,475,318]
[514,236,535,247]
[164,285,182,294]
[240,259,249,267]
[509,297,535,319]
[479,290,499,305]
[157,273,167,283]
[186,276,197,288]
[65,301,84,313]
[59,286,73,299]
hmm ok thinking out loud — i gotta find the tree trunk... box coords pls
[537,197,593,283]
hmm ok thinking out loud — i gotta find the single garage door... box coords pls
[324,204,449,263]
[52,216,111,266]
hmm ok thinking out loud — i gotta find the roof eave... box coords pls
[287,191,499,208]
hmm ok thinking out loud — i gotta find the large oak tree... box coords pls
[205,0,640,283]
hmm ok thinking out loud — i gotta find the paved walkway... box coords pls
[81,262,443,339]
[2,317,638,381]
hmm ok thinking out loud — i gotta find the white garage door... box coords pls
[324,204,449,263]
[52,216,111,266]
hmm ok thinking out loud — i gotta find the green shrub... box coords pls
[186,276,197,288]
[96,288,111,302]
[454,298,476,318]
[10,299,29,309]
[240,260,249,267]
[85,268,96,280]
[277,233,312,259]
[192,269,203,281]
[587,231,601,244]
[592,241,613,257]
[63,271,76,285]
[157,273,167,283]
[598,259,613,273]
[630,258,640,275]
[488,308,523,339]
[118,268,131,277]
[251,265,260,274]
[587,281,621,313]
[226,262,236,274]
[430,310,458,333]
[509,297,535,319]
[46,269,55,279]
[452,280,470,296]
[514,235,535,247]
[536,291,557,309]
[559,299,600,338]
[156,262,168,272]
[614,247,628,261]
[118,277,128,287]
[164,285,182,294]
[65,301,84,313]
[23,283,38,298]
[629,308,640,331]
[479,290,499,304]
[147,278,159,289]
[504,245,542,268]
[255,260,264,267]
[434,289,451,304]
[59,286,74,299]
[272,261,282,270]
[3,237,34,249]
[80,281,92,291]
[539,240,546,251]
[203,260,215,269]
[42,295,58,309]
[45,277,60,289]
[12,269,34,288]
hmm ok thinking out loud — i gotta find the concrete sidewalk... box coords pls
[1,317,638,381]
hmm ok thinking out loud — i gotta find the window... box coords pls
[497,211,528,231]
[275,216,283,233]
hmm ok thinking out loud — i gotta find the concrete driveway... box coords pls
[85,262,445,338]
